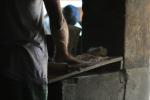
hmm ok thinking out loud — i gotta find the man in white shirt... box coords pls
[0,0,81,100]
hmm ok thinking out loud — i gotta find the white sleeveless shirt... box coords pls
[1,0,48,84]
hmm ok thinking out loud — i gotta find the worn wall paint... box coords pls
[125,0,150,100]
[125,0,150,68]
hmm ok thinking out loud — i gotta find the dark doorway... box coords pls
[82,0,125,56]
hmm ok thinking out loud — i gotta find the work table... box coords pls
[48,56,123,84]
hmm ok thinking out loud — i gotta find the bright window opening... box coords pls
[60,0,82,8]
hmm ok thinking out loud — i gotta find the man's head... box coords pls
[63,5,80,25]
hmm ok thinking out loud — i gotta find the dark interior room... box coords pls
[0,0,149,100]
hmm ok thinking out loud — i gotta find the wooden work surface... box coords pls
[48,57,123,84]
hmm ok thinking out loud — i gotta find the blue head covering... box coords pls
[63,5,80,25]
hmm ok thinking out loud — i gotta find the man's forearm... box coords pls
[43,0,69,56]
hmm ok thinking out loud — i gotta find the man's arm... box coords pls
[44,0,69,56]
[43,0,82,64]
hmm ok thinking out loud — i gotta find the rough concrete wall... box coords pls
[125,0,150,99]
[62,72,125,100]
[125,0,150,68]
[125,67,149,100]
